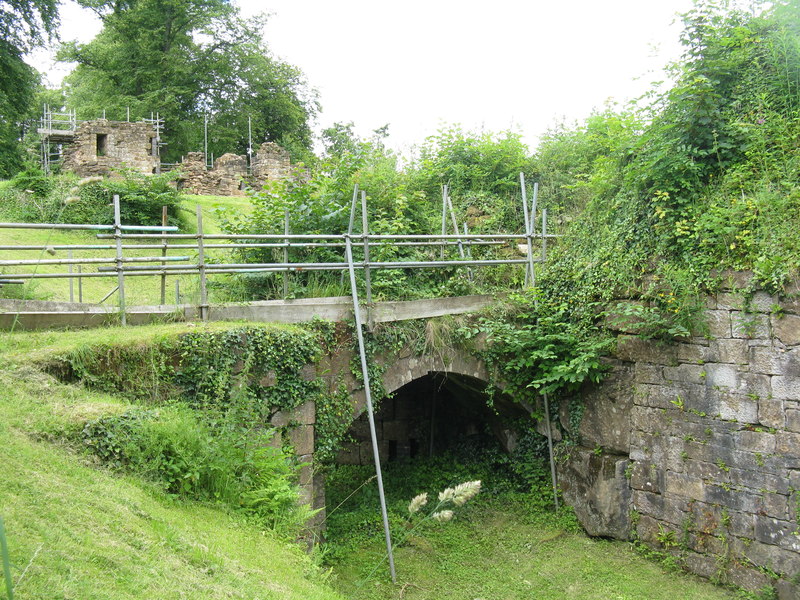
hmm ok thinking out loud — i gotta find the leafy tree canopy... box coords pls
[58,0,318,163]
[0,0,59,176]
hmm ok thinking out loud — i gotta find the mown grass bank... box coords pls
[0,323,344,600]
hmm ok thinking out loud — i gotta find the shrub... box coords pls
[0,169,183,226]
[9,168,52,198]
[81,405,311,536]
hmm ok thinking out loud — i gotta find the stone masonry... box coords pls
[559,272,800,598]
[261,344,489,534]
[62,120,159,177]
[177,142,298,196]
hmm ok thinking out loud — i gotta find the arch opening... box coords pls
[336,372,529,466]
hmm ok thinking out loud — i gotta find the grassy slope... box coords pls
[0,194,250,305]
[0,322,344,600]
[330,494,740,600]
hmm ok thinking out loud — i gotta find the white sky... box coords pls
[28,0,697,154]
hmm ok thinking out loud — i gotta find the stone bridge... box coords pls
[5,282,799,595]
[0,294,496,330]
[277,341,498,531]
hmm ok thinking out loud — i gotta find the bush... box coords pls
[81,405,312,536]
[0,169,183,226]
[9,168,52,198]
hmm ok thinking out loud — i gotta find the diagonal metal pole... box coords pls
[345,235,396,583]
[543,392,559,511]
[520,173,535,288]
[341,185,359,288]
[445,189,465,259]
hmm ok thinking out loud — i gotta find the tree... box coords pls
[0,0,59,176]
[59,0,317,163]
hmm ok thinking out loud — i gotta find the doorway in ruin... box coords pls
[335,372,530,466]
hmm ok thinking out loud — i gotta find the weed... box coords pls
[656,524,678,549]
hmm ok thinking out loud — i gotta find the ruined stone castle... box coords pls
[43,117,297,196]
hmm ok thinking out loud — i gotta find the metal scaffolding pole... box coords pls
[196,205,208,321]
[283,209,290,299]
[520,173,536,287]
[544,393,559,511]
[344,235,396,583]
[113,194,126,325]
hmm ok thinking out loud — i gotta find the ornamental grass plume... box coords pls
[451,480,481,506]
[431,510,454,522]
[408,492,428,514]
[368,480,483,582]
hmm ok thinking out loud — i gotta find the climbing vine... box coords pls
[58,323,361,464]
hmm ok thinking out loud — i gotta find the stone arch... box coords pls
[333,347,522,466]
[348,347,490,417]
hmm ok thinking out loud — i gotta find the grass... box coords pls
[0,322,345,599]
[0,194,250,306]
[328,494,741,600]
[322,455,744,600]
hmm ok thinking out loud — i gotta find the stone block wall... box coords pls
[177,142,299,196]
[251,142,295,184]
[62,120,159,176]
[559,277,800,597]
[178,152,249,196]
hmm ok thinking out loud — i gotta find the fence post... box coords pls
[463,223,473,281]
[283,209,290,299]
[361,191,372,306]
[160,205,168,305]
[68,249,74,302]
[113,194,126,325]
[440,185,448,259]
[520,173,536,288]
[542,208,548,264]
[196,205,208,321]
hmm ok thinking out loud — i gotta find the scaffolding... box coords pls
[0,178,558,582]
[37,105,77,174]
[37,106,167,174]
[142,112,164,172]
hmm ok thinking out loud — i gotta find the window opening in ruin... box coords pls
[96,134,108,157]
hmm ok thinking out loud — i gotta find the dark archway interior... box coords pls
[336,372,529,466]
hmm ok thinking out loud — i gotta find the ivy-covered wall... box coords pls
[54,320,491,533]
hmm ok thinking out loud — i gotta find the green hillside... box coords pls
[0,323,343,599]
[0,193,250,306]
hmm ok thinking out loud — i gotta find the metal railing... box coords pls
[0,181,553,322]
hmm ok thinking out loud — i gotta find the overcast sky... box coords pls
[29,0,697,154]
